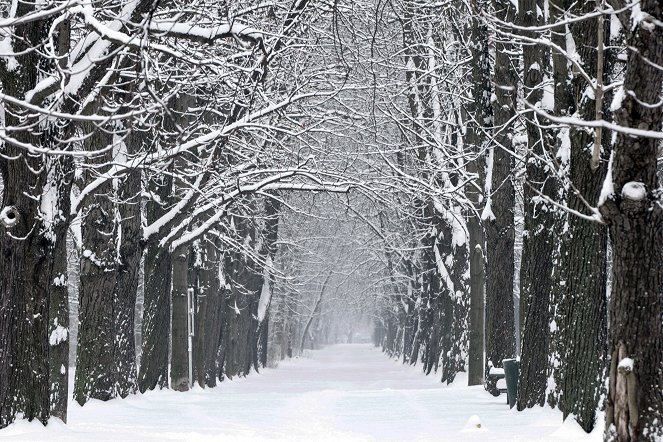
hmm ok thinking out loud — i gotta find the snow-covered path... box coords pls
[3,344,600,441]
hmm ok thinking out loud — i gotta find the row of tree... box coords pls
[367,0,663,440]
[0,0,356,428]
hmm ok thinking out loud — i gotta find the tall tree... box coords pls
[0,5,66,426]
[598,0,663,438]
[74,124,119,405]
[517,0,559,408]
[466,0,491,389]
[550,1,610,432]
[138,167,173,392]
[484,0,517,393]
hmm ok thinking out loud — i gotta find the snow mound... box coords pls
[465,414,482,430]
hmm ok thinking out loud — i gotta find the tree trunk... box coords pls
[112,131,143,398]
[138,139,174,392]
[47,156,73,422]
[171,246,190,391]
[599,0,663,437]
[138,225,172,391]
[517,0,558,409]
[484,0,517,393]
[0,7,54,428]
[47,18,74,423]
[437,207,469,384]
[255,196,281,369]
[551,1,609,432]
[194,241,210,387]
[466,0,491,388]
[74,126,118,405]
[202,240,222,387]
[300,271,332,354]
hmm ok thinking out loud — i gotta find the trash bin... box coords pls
[503,358,519,409]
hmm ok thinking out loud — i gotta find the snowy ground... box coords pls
[2,344,602,441]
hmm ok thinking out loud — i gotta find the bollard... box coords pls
[503,358,519,409]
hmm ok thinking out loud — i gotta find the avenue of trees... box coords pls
[0,0,662,441]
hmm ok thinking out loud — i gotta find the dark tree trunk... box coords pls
[171,246,190,391]
[112,132,143,398]
[138,176,173,392]
[517,0,558,409]
[138,129,175,393]
[74,126,118,405]
[255,196,281,369]
[484,0,517,394]
[202,240,222,387]
[0,181,51,427]
[551,1,609,432]
[218,251,238,378]
[437,208,469,384]
[418,211,438,374]
[599,0,663,438]
[47,156,74,423]
[0,7,54,428]
[194,241,210,387]
[466,0,491,388]
[46,18,73,424]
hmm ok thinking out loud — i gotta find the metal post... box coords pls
[187,287,195,388]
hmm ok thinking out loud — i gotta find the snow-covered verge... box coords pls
[1,344,602,441]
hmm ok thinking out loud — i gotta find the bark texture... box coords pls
[74,126,118,405]
[113,131,143,398]
[599,0,663,438]
[484,0,517,393]
[0,7,52,428]
[171,246,190,391]
[551,1,609,432]
[138,172,173,392]
[517,0,558,408]
[47,156,73,422]
[466,0,491,388]
[199,240,221,387]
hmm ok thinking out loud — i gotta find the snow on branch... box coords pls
[524,102,663,140]
[148,21,264,46]
[163,170,354,252]
[0,1,78,28]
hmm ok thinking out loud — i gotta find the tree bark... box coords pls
[138,175,173,392]
[599,0,663,437]
[47,17,73,424]
[194,241,209,387]
[171,245,190,391]
[74,126,118,405]
[201,239,222,387]
[466,0,491,388]
[255,196,281,369]
[47,156,73,422]
[551,0,609,432]
[112,130,143,398]
[0,7,55,428]
[484,0,517,393]
[517,0,558,409]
